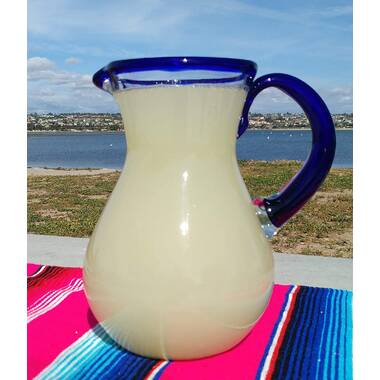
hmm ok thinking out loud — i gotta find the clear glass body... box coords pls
[83,84,274,360]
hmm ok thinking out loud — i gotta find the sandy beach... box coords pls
[27,167,119,176]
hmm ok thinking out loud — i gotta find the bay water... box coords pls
[27,129,352,169]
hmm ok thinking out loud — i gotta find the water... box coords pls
[27,129,352,169]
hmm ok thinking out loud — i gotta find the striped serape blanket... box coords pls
[27,264,352,380]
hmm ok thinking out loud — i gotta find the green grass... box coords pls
[28,161,352,258]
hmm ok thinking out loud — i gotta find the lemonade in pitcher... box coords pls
[84,57,335,360]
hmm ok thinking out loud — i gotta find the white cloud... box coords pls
[28,57,90,85]
[315,5,353,18]
[27,56,55,72]
[27,56,117,113]
[250,88,302,113]
[65,57,80,65]
[202,0,351,24]
[320,86,353,113]
[249,86,352,114]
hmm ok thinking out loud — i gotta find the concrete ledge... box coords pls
[28,234,88,268]
[27,234,352,290]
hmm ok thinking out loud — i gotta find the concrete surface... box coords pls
[27,234,353,290]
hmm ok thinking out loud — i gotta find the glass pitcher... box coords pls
[84,57,336,360]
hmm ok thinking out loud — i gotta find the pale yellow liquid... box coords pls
[83,85,273,360]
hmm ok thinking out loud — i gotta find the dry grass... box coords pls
[27,161,352,258]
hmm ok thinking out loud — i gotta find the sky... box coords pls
[27,0,352,114]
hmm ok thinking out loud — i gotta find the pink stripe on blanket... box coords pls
[27,267,83,307]
[160,285,291,380]
[27,264,44,277]
[27,285,97,380]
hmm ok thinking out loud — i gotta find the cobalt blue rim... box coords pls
[92,56,258,91]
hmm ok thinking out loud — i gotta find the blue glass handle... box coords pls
[240,73,336,228]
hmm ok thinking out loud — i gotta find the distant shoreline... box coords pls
[27,128,353,135]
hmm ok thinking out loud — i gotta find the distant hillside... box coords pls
[27,112,353,132]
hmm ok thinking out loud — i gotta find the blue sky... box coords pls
[27,0,352,113]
